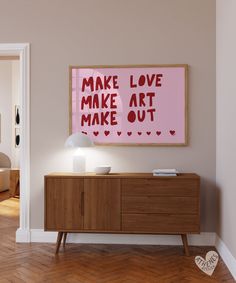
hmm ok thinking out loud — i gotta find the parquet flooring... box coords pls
[0,197,234,283]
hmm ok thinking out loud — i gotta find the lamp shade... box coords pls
[65,132,93,148]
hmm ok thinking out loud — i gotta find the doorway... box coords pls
[0,44,30,242]
[0,56,20,202]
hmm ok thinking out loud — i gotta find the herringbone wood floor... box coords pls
[0,196,234,283]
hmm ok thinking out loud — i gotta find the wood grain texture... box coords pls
[0,198,235,283]
[84,178,121,231]
[45,173,200,234]
[45,177,84,231]
[182,234,190,256]
[45,172,199,179]
[122,177,199,196]
[55,232,63,254]
[122,214,200,233]
[45,173,200,255]
[122,196,198,214]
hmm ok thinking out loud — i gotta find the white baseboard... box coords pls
[16,228,30,243]
[29,229,216,246]
[215,235,236,280]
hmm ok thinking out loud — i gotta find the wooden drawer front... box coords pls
[122,196,198,214]
[45,178,84,231]
[122,178,199,197]
[122,214,199,233]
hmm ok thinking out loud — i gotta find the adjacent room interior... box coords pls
[0,57,20,202]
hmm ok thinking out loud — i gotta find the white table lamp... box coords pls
[65,132,93,173]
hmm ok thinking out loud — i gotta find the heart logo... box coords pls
[117,132,122,136]
[138,132,142,135]
[93,131,99,136]
[195,251,219,276]
[82,131,87,135]
[104,131,110,136]
[170,130,176,136]
[146,132,151,135]
[127,132,132,136]
[156,131,161,136]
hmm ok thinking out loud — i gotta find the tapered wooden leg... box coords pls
[55,232,63,254]
[181,234,190,256]
[63,233,67,248]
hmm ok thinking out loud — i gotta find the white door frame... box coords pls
[0,43,30,242]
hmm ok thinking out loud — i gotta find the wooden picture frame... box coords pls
[69,65,188,146]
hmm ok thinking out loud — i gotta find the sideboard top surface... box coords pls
[45,173,200,179]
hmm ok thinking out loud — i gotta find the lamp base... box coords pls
[73,155,85,173]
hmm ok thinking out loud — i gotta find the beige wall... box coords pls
[0,0,216,231]
[216,0,236,257]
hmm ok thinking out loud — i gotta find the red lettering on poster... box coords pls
[82,76,120,92]
[80,73,163,129]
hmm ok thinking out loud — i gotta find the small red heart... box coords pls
[138,132,142,135]
[93,131,99,136]
[104,131,110,136]
[156,131,161,136]
[170,130,176,136]
[127,132,132,136]
[82,131,87,135]
[146,132,151,135]
[117,132,122,136]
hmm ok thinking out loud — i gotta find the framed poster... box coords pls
[69,65,188,146]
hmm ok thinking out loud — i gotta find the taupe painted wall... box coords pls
[0,0,216,231]
[216,0,236,257]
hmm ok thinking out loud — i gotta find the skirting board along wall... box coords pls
[215,235,236,280]
[16,230,236,280]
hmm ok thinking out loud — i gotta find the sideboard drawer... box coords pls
[122,178,199,197]
[122,214,200,233]
[122,196,198,214]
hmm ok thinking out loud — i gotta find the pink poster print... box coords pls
[70,65,187,145]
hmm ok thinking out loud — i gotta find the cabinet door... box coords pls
[45,178,84,231]
[84,179,121,231]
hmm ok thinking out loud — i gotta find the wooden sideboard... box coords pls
[44,173,200,255]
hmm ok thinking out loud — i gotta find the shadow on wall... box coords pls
[200,177,217,232]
